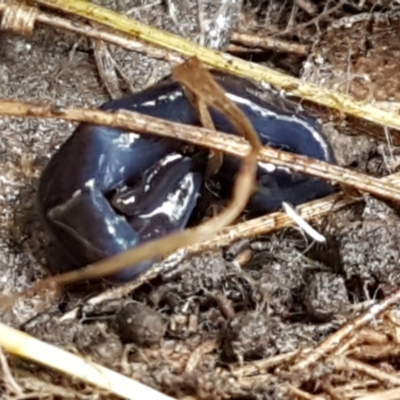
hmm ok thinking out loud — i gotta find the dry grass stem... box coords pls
[28,0,400,135]
[0,322,176,400]
[0,3,183,64]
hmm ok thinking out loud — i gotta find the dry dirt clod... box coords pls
[114,302,166,346]
[302,271,349,323]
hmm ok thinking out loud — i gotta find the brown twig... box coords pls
[232,348,310,377]
[281,0,347,35]
[295,0,317,16]
[284,384,325,400]
[334,357,400,386]
[293,289,400,370]
[358,387,400,400]
[0,3,183,64]
[91,36,124,99]
[0,346,23,396]
[0,100,399,203]
[184,339,218,373]
[231,32,310,56]
[227,44,264,53]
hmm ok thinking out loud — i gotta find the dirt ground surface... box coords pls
[2,0,400,399]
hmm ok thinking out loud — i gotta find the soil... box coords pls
[1,1,400,399]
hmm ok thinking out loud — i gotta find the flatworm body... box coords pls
[37,71,335,281]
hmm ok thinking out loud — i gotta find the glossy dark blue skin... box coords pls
[37,71,335,281]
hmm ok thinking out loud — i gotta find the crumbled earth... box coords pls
[2,1,400,399]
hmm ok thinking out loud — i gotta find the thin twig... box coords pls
[334,357,400,386]
[0,346,23,396]
[231,31,310,55]
[184,339,218,373]
[293,289,400,370]
[0,3,183,64]
[357,387,400,400]
[294,0,317,15]
[232,348,310,377]
[285,384,325,400]
[0,100,399,202]
[285,0,347,34]
[28,0,400,135]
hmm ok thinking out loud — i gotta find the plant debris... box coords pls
[1,1,400,399]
